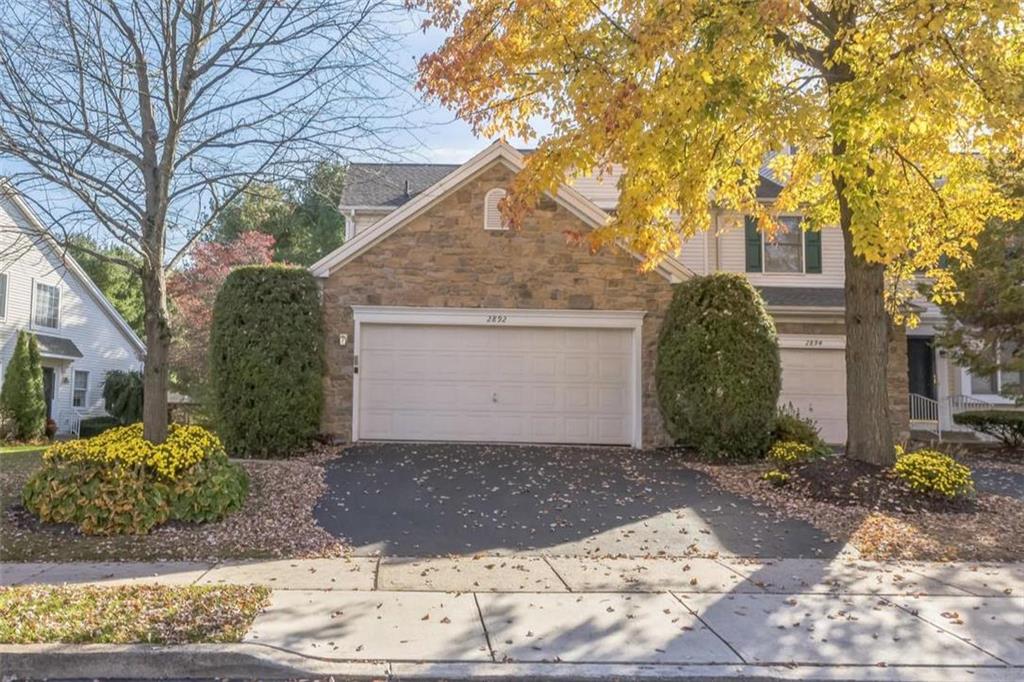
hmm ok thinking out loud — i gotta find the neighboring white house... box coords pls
[0,185,145,436]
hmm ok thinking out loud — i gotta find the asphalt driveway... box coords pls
[314,443,840,559]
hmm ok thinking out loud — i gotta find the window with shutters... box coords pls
[0,273,7,320]
[483,188,509,231]
[745,215,822,274]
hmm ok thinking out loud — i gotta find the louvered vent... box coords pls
[483,188,509,231]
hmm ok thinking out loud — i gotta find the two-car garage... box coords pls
[349,306,850,448]
[352,307,644,447]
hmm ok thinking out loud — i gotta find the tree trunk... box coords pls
[141,264,170,443]
[839,203,896,467]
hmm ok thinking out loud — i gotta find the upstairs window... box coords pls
[33,281,61,329]
[745,216,822,274]
[73,370,89,408]
[483,188,509,231]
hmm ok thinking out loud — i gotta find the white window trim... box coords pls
[30,278,62,330]
[349,305,646,448]
[761,216,807,275]
[483,187,510,231]
[72,369,89,408]
[0,272,8,321]
[960,341,1020,403]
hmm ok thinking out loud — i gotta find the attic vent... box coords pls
[483,188,509,231]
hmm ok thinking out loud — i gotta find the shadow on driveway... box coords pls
[314,442,841,558]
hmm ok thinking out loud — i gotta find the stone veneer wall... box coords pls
[320,161,676,447]
[319,159,911,448]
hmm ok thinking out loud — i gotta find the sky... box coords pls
[381,11,541,165]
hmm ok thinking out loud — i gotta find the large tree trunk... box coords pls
[141,263,170,443]
[838,195,896,466]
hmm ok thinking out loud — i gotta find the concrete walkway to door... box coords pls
[313,442,843,558]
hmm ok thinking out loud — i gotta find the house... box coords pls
[0,185,145,436]
[311,141,910,448]
[905,301,1021,438]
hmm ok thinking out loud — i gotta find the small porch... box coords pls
[906,333,1020,441]
[37,334,89,437]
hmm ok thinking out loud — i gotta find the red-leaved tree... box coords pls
[168,232,275,402]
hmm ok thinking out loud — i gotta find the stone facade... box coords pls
[888,324,911,441]
[320,161,676,447]
[319,160,911,448]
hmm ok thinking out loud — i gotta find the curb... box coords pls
[1,644,1021,681]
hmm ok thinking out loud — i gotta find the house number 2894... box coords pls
[486,314,508,324]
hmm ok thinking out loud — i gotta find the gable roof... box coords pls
[0,183,147,357]
[341,155,787,209]
[313,141,691,282]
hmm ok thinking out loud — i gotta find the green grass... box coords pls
[0,584,270,644]
[0,444,46,455]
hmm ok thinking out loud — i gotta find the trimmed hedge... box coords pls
[953,409,1024,449]
[209,265,323,457]
[79,416,121,439]
[656,273,782,459]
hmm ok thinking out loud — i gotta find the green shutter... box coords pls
[744,216,762,272]
[805,229,822,273]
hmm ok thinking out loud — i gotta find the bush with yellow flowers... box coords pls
[761,469,791,487]
[892,448,975,500]
[22,424,248,535]
[766,440,824,467]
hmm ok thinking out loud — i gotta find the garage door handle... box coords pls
[492,392,498,403]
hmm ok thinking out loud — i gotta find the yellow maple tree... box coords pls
[416,0,1024,465]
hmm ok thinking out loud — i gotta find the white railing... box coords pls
[909,393,941,440]
[68,410,82,437]
[947,394,991,414]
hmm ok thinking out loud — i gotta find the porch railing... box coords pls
[909,393,941,440]
[947,394,992,414]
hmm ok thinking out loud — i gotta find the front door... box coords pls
[907,337,937,400]
[42,367,55,419]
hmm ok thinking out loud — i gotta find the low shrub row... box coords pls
[22,424,248,535]
[953,409,1024,449]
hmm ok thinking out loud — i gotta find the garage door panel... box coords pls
[356,323,635,445]
[779,348,847,444]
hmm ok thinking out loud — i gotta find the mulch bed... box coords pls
[784,457,977,514]
[1,445,348,562]
[685,456,1024,562]
[0,584,269,644]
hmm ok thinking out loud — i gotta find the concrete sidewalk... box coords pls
[2,557,1022,680]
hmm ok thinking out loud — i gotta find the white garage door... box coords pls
[779,347,847,444]
[356,323,636,445]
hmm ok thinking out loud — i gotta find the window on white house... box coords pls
[0,273,7,319]
[969,342,1022,395]
[764,217,804,273]
[33,282,60,329]
[484,188,509,231]
[73,370,89,408]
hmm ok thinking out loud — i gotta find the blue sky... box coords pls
[385,13,539,164]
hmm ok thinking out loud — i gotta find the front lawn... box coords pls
[1,446,346,562]
[0,584,269,644]
[0,444,46,455]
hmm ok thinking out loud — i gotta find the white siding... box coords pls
[352,212,384,236]
[569,166,623,210]
[0,196,143,433]
[714,210,846,287]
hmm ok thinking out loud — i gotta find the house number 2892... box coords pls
[486,314,508,324]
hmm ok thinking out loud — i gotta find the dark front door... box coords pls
[907,337,937,400]
[42,367,55,419]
